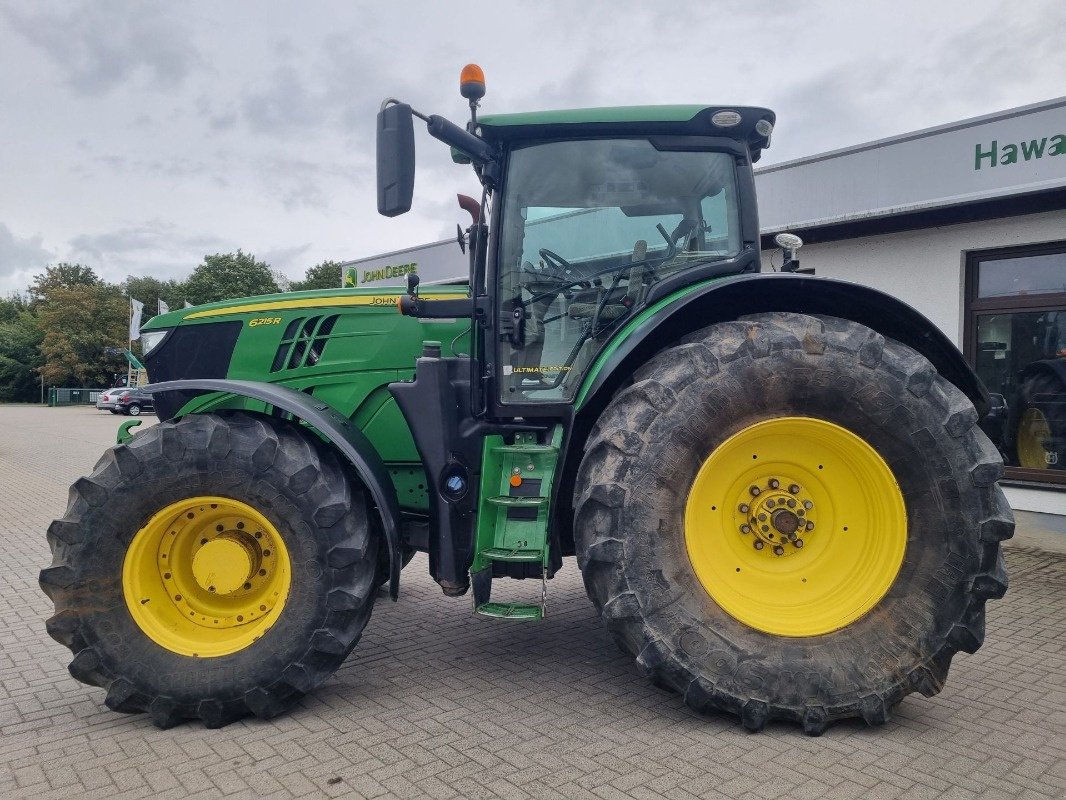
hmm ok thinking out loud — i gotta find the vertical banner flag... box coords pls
[158,299,170,315]
[130,298,144,341]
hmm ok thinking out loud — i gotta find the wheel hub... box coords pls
[191,533,260,595]
[738,478,813,556]
[123,497,291,657]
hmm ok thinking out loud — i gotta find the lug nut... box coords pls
[788,484,800,494]
[754,541,764,550]
[794,538,804,548]
[766,499,776,508]
[761,525,769,533]
[512,467,521,475]
[740,524,751,534]
[758,513,767,521]
[768,478,780,489]
[786,498,796,508]
[804,500,813,510]
[773,545,785,556]
[806,521,815,531]
[739,503,749,514]
[750,486,761,496]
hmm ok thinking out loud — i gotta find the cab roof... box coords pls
[477,104,775,159]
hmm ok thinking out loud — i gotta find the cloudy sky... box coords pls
[1,0,1064,296]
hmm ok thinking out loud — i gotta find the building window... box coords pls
[966,241,1066,486]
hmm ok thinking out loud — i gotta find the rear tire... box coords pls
[127,404,141,416]
[573,313,1013,734]
[40,412,378,728]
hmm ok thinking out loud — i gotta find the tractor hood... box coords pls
[140,285,471,421]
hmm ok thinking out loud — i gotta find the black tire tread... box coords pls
[573,312,1013,733]
[41,412,377,728]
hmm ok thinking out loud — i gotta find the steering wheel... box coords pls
[537,248,576,281]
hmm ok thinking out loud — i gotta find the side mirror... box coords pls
[406,272,420,297]
[377,102,415,217]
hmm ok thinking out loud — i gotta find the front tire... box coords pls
[574,313,1013,734]
[40,412,378,728]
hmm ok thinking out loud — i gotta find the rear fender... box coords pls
[578,272,989,417]
[554,273,991,557]
[146,379,403,599]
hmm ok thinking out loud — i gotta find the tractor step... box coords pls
[471,427,563,621]
[486,495,547,508]
[490,443,559,454]
[474,602,544,620]
[481,547,544,562]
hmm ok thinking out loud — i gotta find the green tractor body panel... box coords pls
[143,286,471,512]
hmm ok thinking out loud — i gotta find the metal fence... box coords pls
[48,388,106,406]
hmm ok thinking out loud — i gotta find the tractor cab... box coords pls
[377,66,773,415]
[489,132,750,403]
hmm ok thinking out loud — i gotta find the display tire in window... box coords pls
[1016,370,1066,470]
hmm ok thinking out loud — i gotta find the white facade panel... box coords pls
[756,97,1066,233]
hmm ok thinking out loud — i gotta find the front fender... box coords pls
[146,379,403,599]
[577,272,989,418]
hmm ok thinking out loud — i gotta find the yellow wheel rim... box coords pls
[1018,408,1052,468]
[684,417,907,637]
[123,496,292,657]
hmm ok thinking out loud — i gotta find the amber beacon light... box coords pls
[460,63,486,101]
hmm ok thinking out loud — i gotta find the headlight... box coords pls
[141,329,170,357]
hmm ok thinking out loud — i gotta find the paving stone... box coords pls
[1,405,1064,800]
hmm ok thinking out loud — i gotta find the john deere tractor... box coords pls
[41,66,1013,734]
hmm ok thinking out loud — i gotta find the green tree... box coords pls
[0,295,43,401]
[38,284,127,387]
[29,262,100,305]
[289,260,342,292]
[183,250,278,305]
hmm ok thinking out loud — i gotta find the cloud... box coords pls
[0,223,55,294]
[68,221,229,282]
[241,64,328,136]
[260,243,313,277]
[3,0,203,96]
[256,154,368,213]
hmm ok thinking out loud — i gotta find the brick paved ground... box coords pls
[1,406,1064,800]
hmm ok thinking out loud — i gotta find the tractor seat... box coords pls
[568,302,629,321]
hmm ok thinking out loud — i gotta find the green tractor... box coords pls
[41,66,1013,734]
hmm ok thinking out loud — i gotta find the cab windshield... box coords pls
[497,137,741,403]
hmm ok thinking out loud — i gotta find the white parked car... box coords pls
[95,387,126,413]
